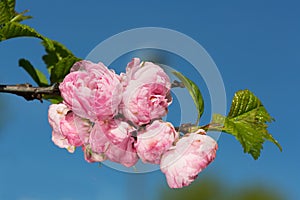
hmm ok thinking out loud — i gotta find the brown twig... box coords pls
[175,123,224,134]
[171,80,185,88]
[0,83,60,102]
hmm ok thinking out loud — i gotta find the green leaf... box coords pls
[41,40,80,83]
[172,71,204,124]
[43,95,63,104]
[48,97,63,104]
[0,22,53,48]
[0,0,78,103]
[42,40,75,70]
[9,9,32,23]
[0,17,79,85]
[0,0,31,25]
[212,89,282,160]
[0,0,16,24]
[19,58,49,86]
[50,55,81,83]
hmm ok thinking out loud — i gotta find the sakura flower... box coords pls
[60,112,92,146]
[59,60,122,122]
[121,58,172,125]
[160,131,218,188]
[48,103,74,153]
[106,136,139,167]
[88,119,138,167]
[135,120,179,164]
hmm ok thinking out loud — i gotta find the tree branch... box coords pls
[0,83,60,102]
[0,80,184,103]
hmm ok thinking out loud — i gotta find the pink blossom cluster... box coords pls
[48,58,218,188]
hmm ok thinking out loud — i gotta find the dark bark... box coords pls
[0,83,60,102]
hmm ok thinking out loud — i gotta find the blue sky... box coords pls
[0,0,299,200]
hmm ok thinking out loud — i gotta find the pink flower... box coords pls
[135,120,179,164]
[121,58,170,86]
[48,103,75,153]
[121,58,172,125]
[59,60,123,122]
[105,136,139,167]
[120,58,141,87]
[160,131,218,188]
[60,112,92,146]
[102,119,136,145]
[88,120,138,167]
[83,145,107,163]
[89,121,110,157]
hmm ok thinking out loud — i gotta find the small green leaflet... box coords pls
[0,0,31,25]
[19,59,49,87]
[172,71,204,124]
[212,89,282,160]
[0,21,79,85]
[41,40,81,84]
[0,1,80,103]
[0,0,16,24]
[42,40,75,71]
[50,56,81,84]
[0,22,53,49]
[43,95,63,104]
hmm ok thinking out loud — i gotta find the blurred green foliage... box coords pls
[160,176,286,200]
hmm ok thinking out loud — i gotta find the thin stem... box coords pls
[171,80,185,88]
[0,83,60,102]
[201,123,224,132]
[175,122,224,134]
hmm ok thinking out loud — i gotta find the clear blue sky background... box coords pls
[0,0,299,200]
